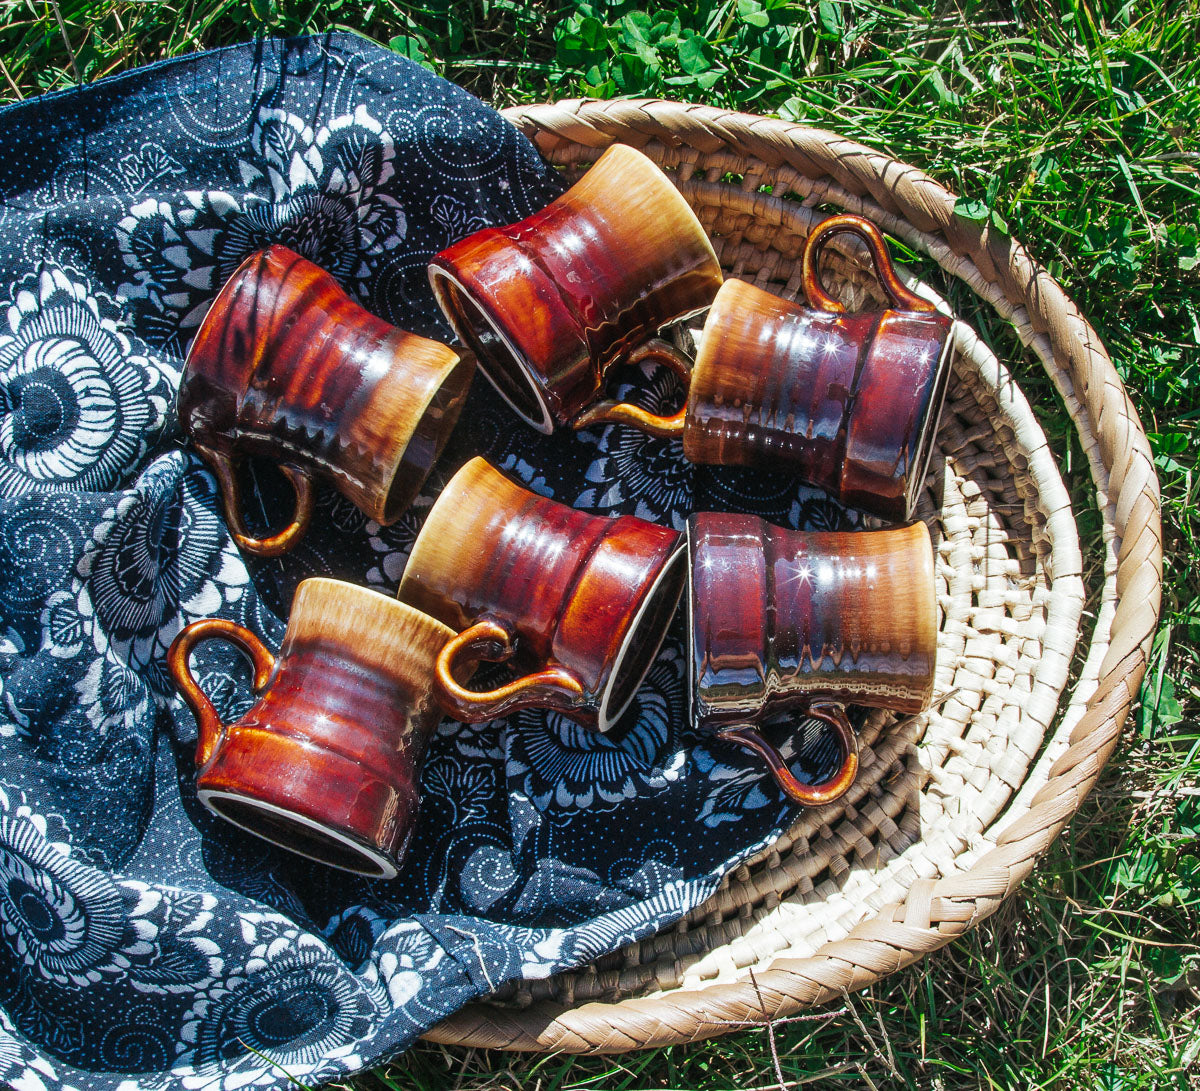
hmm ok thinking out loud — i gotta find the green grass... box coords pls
[2,1,1197,1087]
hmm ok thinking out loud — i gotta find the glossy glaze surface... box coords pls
[399,456,685,729]
[688,513,937,724]
[579,215,955,523]
[180,245,474,553]
[687,513,936,805]
[428,144,722,431]
[168,578,457,878]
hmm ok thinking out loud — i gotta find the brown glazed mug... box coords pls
[427,143,723,433]
[179,245,475,556]
[167,578,459,878]
[688,512,937,806]
[578,214,956,523]
[398,456,686,731]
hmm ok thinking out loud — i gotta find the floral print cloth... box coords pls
[0,32,860,1090]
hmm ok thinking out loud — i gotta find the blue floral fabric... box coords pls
[0,32,862,1090]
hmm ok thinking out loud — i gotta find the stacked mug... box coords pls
[170,144,952,877]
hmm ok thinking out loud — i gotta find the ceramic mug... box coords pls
[688,512,937,806]
[168,578,460,878]
[428,143,723,433]
[179,245,475,556]
[578,214,956,523]
[398,456,686,730]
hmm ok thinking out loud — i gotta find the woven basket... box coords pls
[424,99,1163,1052]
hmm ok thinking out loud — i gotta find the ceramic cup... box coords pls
[578,214,956,523]
[688,512,937,806]
[168,578,459,878]
[179,245,475,556]
[427,143,723,433]
[398,456,686,730]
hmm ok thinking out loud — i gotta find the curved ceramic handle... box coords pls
[572,338,693,436]
[802,214,936,315]
[196,444,315,557]
[434,616,586,722]
[168,619,276,768]
[717,701,859,807]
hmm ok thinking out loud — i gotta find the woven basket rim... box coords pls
[424,97,1163,1053]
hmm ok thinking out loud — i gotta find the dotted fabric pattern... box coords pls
[0,33,858,1090]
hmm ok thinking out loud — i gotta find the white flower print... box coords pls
[373,921,447,1013]
[497,454,552,497]
[76,653,151,739]
[0,815,130,988]
[571,873,715,962]
[115,105,406,345]
[364,493,432,588]
[574,361,694,530]
[520,931,566,981]
[429,193,488,245]
[39,590,86,660]
[0,815,218,997]
[0,268,176,497]
[73,454,249,682]
[0,1007,77,1091]
[176,922,379,1089]
[693,743,779,828]
[506,641,688,815]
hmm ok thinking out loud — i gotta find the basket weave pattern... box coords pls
[425,99,1163,1051]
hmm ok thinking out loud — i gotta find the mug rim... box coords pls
[687,517,698,727]
[197,788,399,879]
[902,319,957,519]
[428,264,556,434]
[596,540,687,732]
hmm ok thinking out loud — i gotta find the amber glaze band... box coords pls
[180,245,474,555]
[428,144,722,432]
[577,215,956,524]
[167,578,458,879]
[688,513,937,805]
[399,456,685,730]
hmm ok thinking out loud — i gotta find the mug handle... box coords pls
[802,214,937,315]
[572,338,693,435]
[168,619,276,768]
[716,700,859,807]
[195,444,316,557]
[434,616,587,722]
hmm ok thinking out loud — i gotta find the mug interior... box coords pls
[199,790,399,880]
[904,323,956,517]
[429,266,555,434]
[597,543,687,732]
[686,522,698,725]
